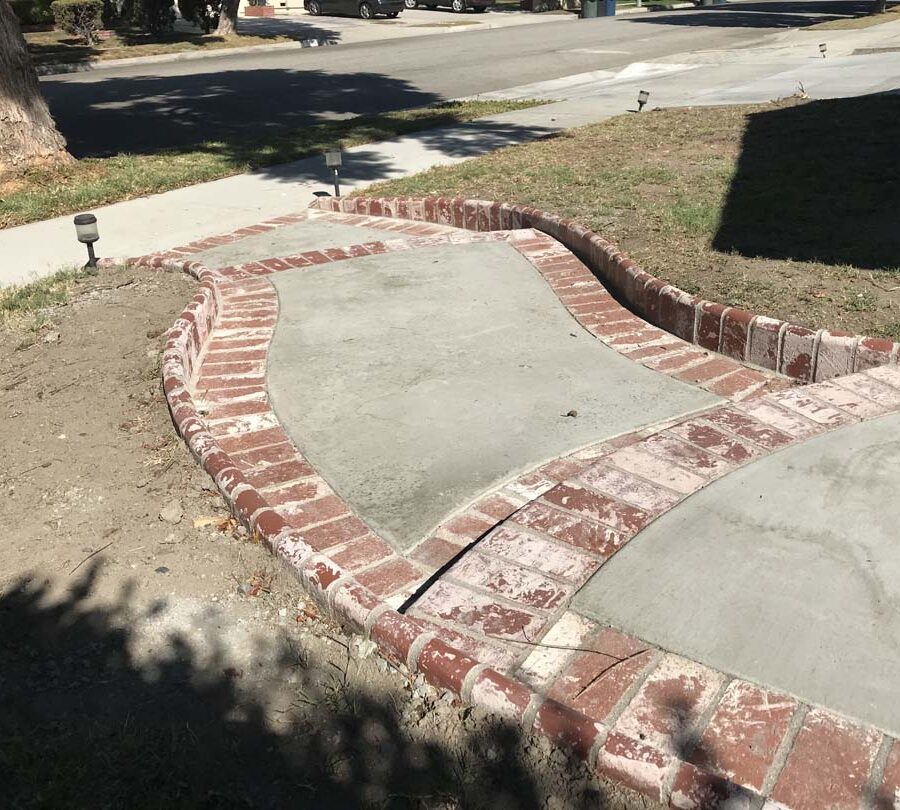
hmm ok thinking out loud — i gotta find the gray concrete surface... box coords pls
[267,240,719,551]
[573,411,900,736]
[192,218,410,268]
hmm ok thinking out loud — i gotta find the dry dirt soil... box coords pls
[0,265,660,810]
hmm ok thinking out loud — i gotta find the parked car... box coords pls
[306,0,403,17]
[404,0,493,12]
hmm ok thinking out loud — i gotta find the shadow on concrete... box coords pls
[0,563,607,809]
[712,93,900,272]
[628,0,884,29]
[257,118,558,187]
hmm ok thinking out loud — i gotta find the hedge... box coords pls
[50,0,103,40]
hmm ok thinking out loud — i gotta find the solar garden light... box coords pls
[325,148,343,197]
[74,213,99,268]
[637,90,650,112]
[819,42,827,58]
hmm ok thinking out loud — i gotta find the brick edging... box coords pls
[109,211,900,810]
[136,249,616,797]
[309,196,900,384]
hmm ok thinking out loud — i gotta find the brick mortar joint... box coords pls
[863,733,895,807]
[760,703,809,797]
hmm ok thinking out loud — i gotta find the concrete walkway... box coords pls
[265,239,718,551]
[575,409,900,736]
[5,16,899,287]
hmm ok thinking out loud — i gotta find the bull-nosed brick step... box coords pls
[114,203,900,810]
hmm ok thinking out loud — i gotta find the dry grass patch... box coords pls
[808,3,900,29]
[24,27,296,65]
[0,100,542,229]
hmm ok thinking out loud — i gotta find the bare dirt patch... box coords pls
[0,266,659,809]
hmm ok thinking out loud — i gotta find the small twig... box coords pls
[2,376,26,392]
[571,649,651,700]
[68,539,115,575]
[90,280,137,293]
[865,277,900,293]
[4,459,54,482]
[47,380,78,396]
[479,627,641,657]
[136,457,177,488]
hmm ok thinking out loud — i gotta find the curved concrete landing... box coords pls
[267,240,719,552]
[574,411,900,736]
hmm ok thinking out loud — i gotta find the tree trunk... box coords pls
[872,0,886,12]
[0,0,71,173]
[215,0,239,35]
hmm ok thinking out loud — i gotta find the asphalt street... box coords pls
[39,0,873,157]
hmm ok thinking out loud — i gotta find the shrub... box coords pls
[10,0,55,25]
[50,0,103,42]
[177,0,220,32]
[128,0,175,32]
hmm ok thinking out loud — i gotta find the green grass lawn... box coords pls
[0,265,97,322]
[363,96,900,341]
[0,100,541,229]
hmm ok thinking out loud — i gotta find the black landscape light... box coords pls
[637,90,650,112]
[74,213,99,268]
[819,42,827,58]
[325,148,343,197]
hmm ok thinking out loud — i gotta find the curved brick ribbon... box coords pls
[103,205,900,809]
[311,196,900,384]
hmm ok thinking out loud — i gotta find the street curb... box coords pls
[311,196,900,384]
[32,2,694,77]
[34,36,337,77]
[103,203,900,808]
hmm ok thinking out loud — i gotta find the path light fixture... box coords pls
[637,90,650,112]
[324,148,343,197]
[819,42,827,58]
[74,213,99,268]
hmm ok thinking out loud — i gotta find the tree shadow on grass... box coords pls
[712,93,900,272]
[39,64,556,194]
[43,69,443,158]
[0,562,613,810]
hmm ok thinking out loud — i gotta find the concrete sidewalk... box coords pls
[5,17,899,286]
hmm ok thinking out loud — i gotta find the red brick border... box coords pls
[309,196,900,385]
[110,207,900,809]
